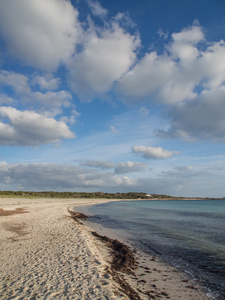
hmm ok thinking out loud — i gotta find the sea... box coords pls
[77,199,225,299]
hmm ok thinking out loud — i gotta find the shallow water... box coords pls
[87,200,225,299]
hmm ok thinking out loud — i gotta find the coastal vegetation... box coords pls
[0,190,222,199]
[0,190,175,199]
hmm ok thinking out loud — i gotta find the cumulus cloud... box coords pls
[156,71,197,104]
[158,86,225,142]
[0,70,75,117]
[32,76,60,90]
[27,91,72,111]
[117,23,225,106]
[171,23,204,44]
[60,109,80,125]
[132,146,179,159]
[0,106,75,146]
[117,24,205,103]
[114,161,147,174]
[116,22,225,142]
[0,2,224,147]
[0,70,30,94]
[157,37,225,108]
[79,160,115,169]
[168,23,205,67]
[198,41,225,90]
[117,52,176,102]
[0,0,80,71]
[0,95,14,105]
[68,20,140,98]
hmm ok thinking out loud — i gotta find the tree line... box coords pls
[0,190,174,199]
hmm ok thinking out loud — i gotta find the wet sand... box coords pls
[0,197,207,299]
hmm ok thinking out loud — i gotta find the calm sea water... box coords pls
[86,200,225,299]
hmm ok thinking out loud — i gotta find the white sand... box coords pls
[0,197,207,299]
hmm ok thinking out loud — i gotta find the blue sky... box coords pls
[0,0,225,197]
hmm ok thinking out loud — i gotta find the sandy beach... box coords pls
[0,197,208,299]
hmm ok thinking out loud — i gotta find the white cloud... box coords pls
[0,70,74,116]
[0,161,221,197]
[60,109,80,125]
[0,162,135,191]
[117,52,176,102]
[159,86,225,142]
[0,70,30,94]
[79,160,115,169]
[157,29,168,39]
[32,76,60,90]
[169,23,204,67]
[0,106,75,146]
[132,146,180,159]
[27,91,72,111]
[114,161,147,174]
[87,0,108,18]
[117,23,223,105]
[171,23,204,44]
[69,21,140,98]
[170,42,199,64]
[198,40,225,89]
[0,0,80,71]
[0,94,14,105]
[157,71,197,104]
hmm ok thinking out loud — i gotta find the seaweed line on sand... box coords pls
[68,209,149,300]
[91,231,142,300]
[0,207,29,217]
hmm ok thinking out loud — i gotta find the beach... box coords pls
[0,197,207,299]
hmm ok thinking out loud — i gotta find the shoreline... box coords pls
[73,202,210,300]
[0,197,208,299]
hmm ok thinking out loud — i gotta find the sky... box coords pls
[0,0,225,197]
